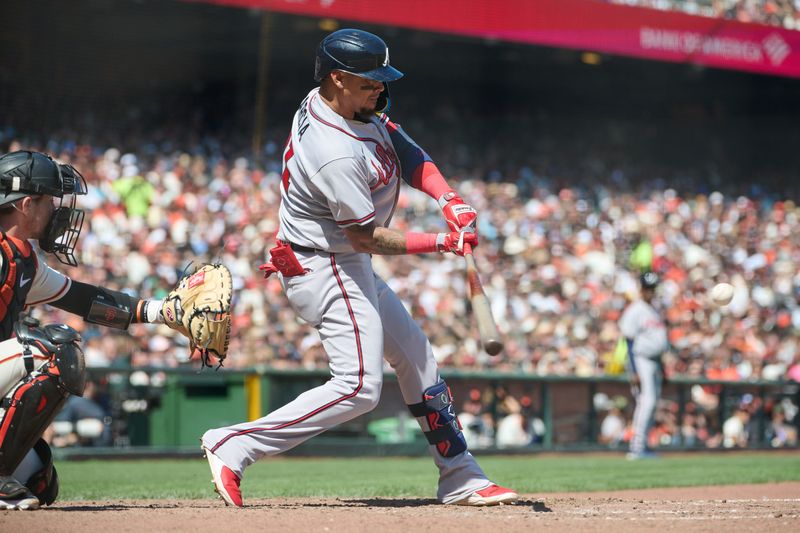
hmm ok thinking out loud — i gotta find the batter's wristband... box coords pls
[405,232,439,254]
[437,191,459,209]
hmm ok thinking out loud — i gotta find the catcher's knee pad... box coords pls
[15,321,86,396]
[24,439,59,506]
[407,380,467,458]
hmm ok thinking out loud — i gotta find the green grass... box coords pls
[57,453,800,500]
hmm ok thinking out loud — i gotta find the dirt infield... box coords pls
[3,482,799,532]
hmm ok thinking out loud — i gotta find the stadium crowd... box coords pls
[3,101,799,450]
[3,120,799,385]
[608,0,800,30]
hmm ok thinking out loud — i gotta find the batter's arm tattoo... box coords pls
[343,223,409,255]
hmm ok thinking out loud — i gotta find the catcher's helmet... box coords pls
[314,29,403,83]
[0,151,85,206]
[640,271,659,289]
[0,151,87,266]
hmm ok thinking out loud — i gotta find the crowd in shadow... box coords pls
[607,0,800,30]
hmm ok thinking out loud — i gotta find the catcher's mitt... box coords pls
[162,263,232,368]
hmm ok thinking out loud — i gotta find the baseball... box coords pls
[710,282,734,306]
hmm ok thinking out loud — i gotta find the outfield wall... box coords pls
[62,367,798,457]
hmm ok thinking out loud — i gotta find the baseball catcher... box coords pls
[0,150,232,510]
[162,263,233,369]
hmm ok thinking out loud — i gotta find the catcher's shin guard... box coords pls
[0,372,69,475]
[408,380,467,458]
[24,439,59,506]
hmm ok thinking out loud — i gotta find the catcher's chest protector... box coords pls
[0,233,37,340]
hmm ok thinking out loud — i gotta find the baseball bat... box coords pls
[463,242,504,356]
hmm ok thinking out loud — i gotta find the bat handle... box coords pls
[463,242,473,256]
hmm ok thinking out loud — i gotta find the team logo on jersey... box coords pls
[370,144,398,189]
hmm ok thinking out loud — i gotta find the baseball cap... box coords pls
[640,271,659,289]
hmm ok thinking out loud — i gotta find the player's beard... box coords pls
[33,214,54,247]
[31,204,55,241]
[354,106,376,122]
[354,98,379,121]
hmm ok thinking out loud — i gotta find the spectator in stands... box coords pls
[722,404,751,448]
[598,395,629,448]
[494,394,532,448]
[459,388,494,449]
[607,0,800,30]
[649,399,680,449]
[519,395,546,444]
[50,381,111,448]
[111,159,153,218]
[767,403,798,447]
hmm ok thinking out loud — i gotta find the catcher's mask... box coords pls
[0,151,87,266]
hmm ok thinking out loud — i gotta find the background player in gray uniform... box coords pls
[0,151,178,510]
[618,271,668,459]
[201,28,517,507]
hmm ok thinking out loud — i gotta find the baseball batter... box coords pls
[0,151,187,510]
[201,29,517,507]
[618,272,668,459]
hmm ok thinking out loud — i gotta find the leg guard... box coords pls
[0,322,83,475]
[0,372,69,475]
[24,439,59,506]
[408,380,467,458]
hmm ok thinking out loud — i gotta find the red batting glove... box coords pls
[439,192,477,232]
[436,231,479,256]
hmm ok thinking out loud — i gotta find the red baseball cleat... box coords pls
[452,484,518,506]
[202,447,243,507]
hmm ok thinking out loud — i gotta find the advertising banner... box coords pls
[197,0,800,78]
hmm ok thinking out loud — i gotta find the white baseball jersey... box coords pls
[618,299,667,359]
[277,88,401,252]
[24,256,72,307]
